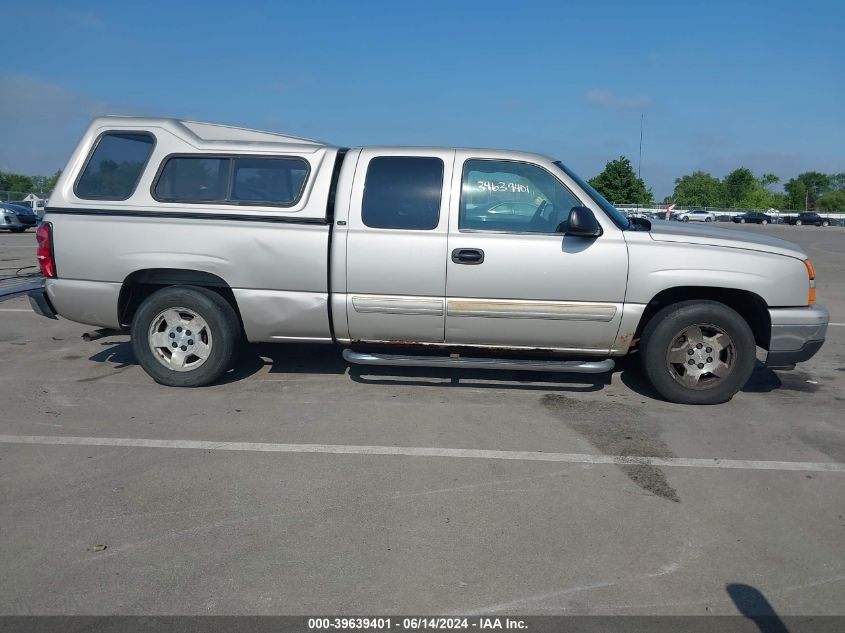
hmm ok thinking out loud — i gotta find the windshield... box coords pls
[554,161,630,229]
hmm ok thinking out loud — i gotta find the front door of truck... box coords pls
[345,149,455,343]
[444,153,628,352]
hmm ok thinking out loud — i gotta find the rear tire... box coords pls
[10,227,26,233]
[822,220,829,227]
[131,285,241,387]
[761,220,768,225]
[705,217,712,222]
[640,300,756,405]
[739,218,745,223]
[796,220,802,225]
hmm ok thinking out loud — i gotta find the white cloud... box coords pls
[585,88,652,110]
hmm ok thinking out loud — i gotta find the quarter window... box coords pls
[460,159,582,233]
[76,132,155,200]
[362,157,443,230]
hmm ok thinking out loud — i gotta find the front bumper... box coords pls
[765,304,828,369]
[28,287,58,320]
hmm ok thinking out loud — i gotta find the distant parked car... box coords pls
[0,202,38,232]
[732,212,774,225]
[676,209,716,223]
[784,213,830,227]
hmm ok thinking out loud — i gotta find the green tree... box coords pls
[760,173,780,189]
[46,170,62,190]
[828,173,845,191]
[0,172,35,194]
[785,179,807,210]
[588,156,653,205]
[785,172,831,210]
[723,168,758,207]
[672,171,724,207]
[817,190,845,212]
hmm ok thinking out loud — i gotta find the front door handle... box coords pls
[451,248,485,265]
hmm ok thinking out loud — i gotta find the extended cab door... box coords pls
[345,149,455,343]
[444,152,628,353]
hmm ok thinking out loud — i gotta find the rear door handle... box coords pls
[451,248,485,265]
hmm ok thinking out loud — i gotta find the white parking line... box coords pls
[0,308,31,312]
[1,434,843,473]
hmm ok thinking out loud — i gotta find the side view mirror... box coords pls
[563,206,603,237]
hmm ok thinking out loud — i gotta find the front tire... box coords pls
[761,220,768,225]
[131,285,241,387]
[705,216,712,222]
[739,218,746,223]
[681,216,689,222]
[796,220,802,226]
[640,300,756,405]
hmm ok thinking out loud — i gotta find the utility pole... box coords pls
[638,113,644,181]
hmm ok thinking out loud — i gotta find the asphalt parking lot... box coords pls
[1,224,843,616]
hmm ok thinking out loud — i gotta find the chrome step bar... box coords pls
[342,349,614,374]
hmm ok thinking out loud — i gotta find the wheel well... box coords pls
[118,269,242,328]
[634,287,771,350]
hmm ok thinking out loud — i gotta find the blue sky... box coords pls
[2,0,843,198]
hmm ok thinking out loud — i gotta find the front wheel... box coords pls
[795,220,802,226]
[681,216,689,222]
[705,217,712,222]
[640,300,756,405]
[131,285,241,387]
[761,220,768,225]
[739,218,746,223]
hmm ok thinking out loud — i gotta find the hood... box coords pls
[647,220,806,259]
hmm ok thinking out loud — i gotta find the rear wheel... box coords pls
[131,285,241,387]
[761,220,768,225]
[796,220,803,226]
[681,216,689,222]
[705,216,712,222]
[821,220,829,227]
[640,300,756,405]
[739,218,746,223]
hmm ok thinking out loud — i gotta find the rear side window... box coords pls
[155,157,228,201]
[231,157,309,204]
[76,132,155,200]
[362,157,443,230]
[153,155,309,206]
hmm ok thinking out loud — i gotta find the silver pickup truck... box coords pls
[29,117,828,404]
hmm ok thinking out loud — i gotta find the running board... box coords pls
[342,349,614,374]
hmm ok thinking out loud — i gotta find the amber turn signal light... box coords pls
[805,259,816,305]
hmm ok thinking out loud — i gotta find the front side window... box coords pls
[362,157,443,230]
[153,155,309,206]
[460,159,582,233]
[76,132,155,200]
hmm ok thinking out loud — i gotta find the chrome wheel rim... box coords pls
[148,307,212,372]
[666,323,735,390]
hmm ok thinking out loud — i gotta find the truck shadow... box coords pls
[726,582,791,633]
[87,339,785,396]
[89,340,611,393]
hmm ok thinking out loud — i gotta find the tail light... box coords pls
[36,222,56,278]
[804,259,815,305]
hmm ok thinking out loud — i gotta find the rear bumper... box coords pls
[28,287,58,320]
[765,304,828,369]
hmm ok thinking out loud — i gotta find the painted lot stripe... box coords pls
[1,434,843,473]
